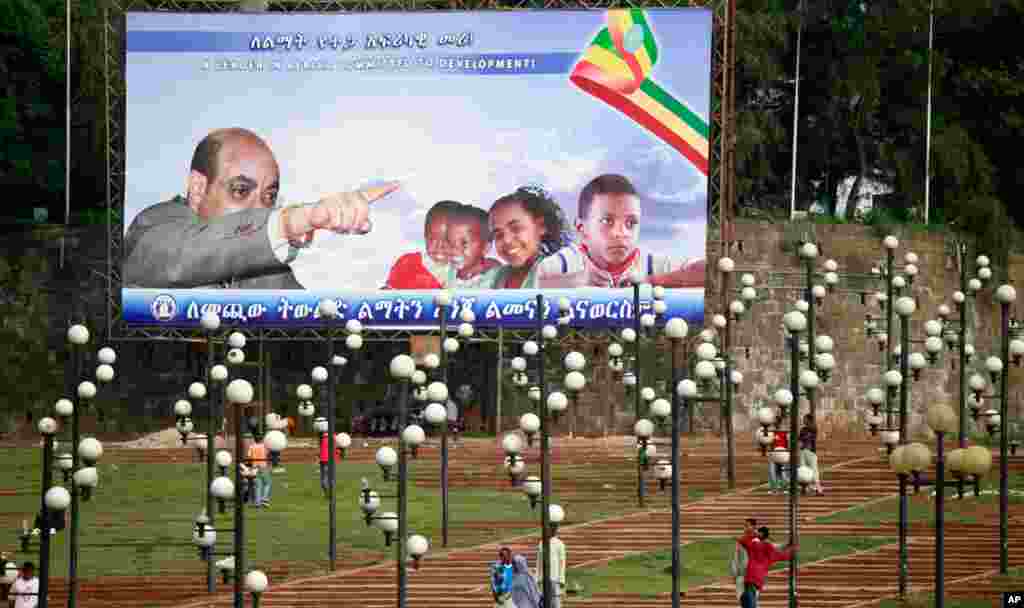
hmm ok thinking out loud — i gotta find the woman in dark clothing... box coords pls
[510,554,542,608]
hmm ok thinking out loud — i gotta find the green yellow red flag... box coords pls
[570,9,710,176]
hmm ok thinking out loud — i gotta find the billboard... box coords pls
[122,8,711,328]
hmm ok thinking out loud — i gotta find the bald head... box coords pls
[187,128,280,221]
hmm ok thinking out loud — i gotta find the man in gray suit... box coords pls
[123,127,397,288]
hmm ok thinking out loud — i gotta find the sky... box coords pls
[125,9,712,289]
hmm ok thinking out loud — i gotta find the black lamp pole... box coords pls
[233,393,245,608]
[536,294,552,608]
[722,268,736,489]
[633,284,644,507]
[999,297,1011,574]
[326,315,337,572]
[38,433,54,608]
[205,331,217,593]
[804,255,818,422]
[957,242,969,448]
[397,375,410,608]
[935,431,947,608]
[439,302,450,547]
[787,331,800,608]
[669,336,683,608]
[67,329,84,608]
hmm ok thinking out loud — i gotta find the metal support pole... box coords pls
[898,310,910,599]
[233,397,244,608]
[1000,301,1010,574]
[670,339,681,608]
[327,318,337,571]
[39,434,54,608]
[206,335,216,593]
[788,334,799,608]
[723,270,735,490]
[439,305,449,548]
[787,0,803,221]
[886,248,895,429]
[537,294,552,608]
[923,0,935,226]
[496,327,504,435]
[67,341,83,608]
[806,260,817,421]
[958,243,968,449]
[633,284,644,506]
[897,470,908,598]
[935,431,946,608]
[61,0,71,269]
[397,379,409,608]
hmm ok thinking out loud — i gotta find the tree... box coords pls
[0,253,62,432]
[1,0,106,221]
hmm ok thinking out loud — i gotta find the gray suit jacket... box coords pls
[123,197,302,289]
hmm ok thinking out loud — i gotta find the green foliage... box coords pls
[0,254,62,426]
[734,0,1023,233]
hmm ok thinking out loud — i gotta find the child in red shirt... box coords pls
[384,200,461,289]
[769,430,789,493]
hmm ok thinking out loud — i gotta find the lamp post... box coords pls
[791,240,842,422]
[318,299,340,571]
[861,236,926,600]
[665,318,689,608]
[61,324,115,608]
[889,412,993,608]
[433,290,452,548]
[715,257,759,489]
[198,310,221,593]
[781,309,809,608]
[929,245,992,447]
[628,279,648,507]
[993,284,1017,575]
[33,416,64,608]
[513,295,560,608]
[358,354,429,608]
[220,374,278,605]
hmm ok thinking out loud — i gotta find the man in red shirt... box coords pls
[736,526,796,608]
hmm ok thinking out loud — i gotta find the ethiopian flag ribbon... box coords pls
[570,9,710,176]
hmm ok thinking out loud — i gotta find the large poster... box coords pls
[122,9,711,328]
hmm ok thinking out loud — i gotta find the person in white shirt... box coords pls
[11,562,38,608]
[534,532,567,608]
[537,173,705,288]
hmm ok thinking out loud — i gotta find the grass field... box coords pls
[817,472,1024,527]
[0,448,640,578]
[568,535,894,597]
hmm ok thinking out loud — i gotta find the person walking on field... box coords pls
[490,547,515,608]
[246,435,270,508]
[730,518,758,600]
[535,529,567,608]
[10,562,38,608]
[737,526,796,608]
[768,428,789,493]
[799,414,824,495]
[510,554,542,608]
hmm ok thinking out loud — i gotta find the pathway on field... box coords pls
[26,437,1024,607]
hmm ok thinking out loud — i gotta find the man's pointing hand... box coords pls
[278,182,400,243]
